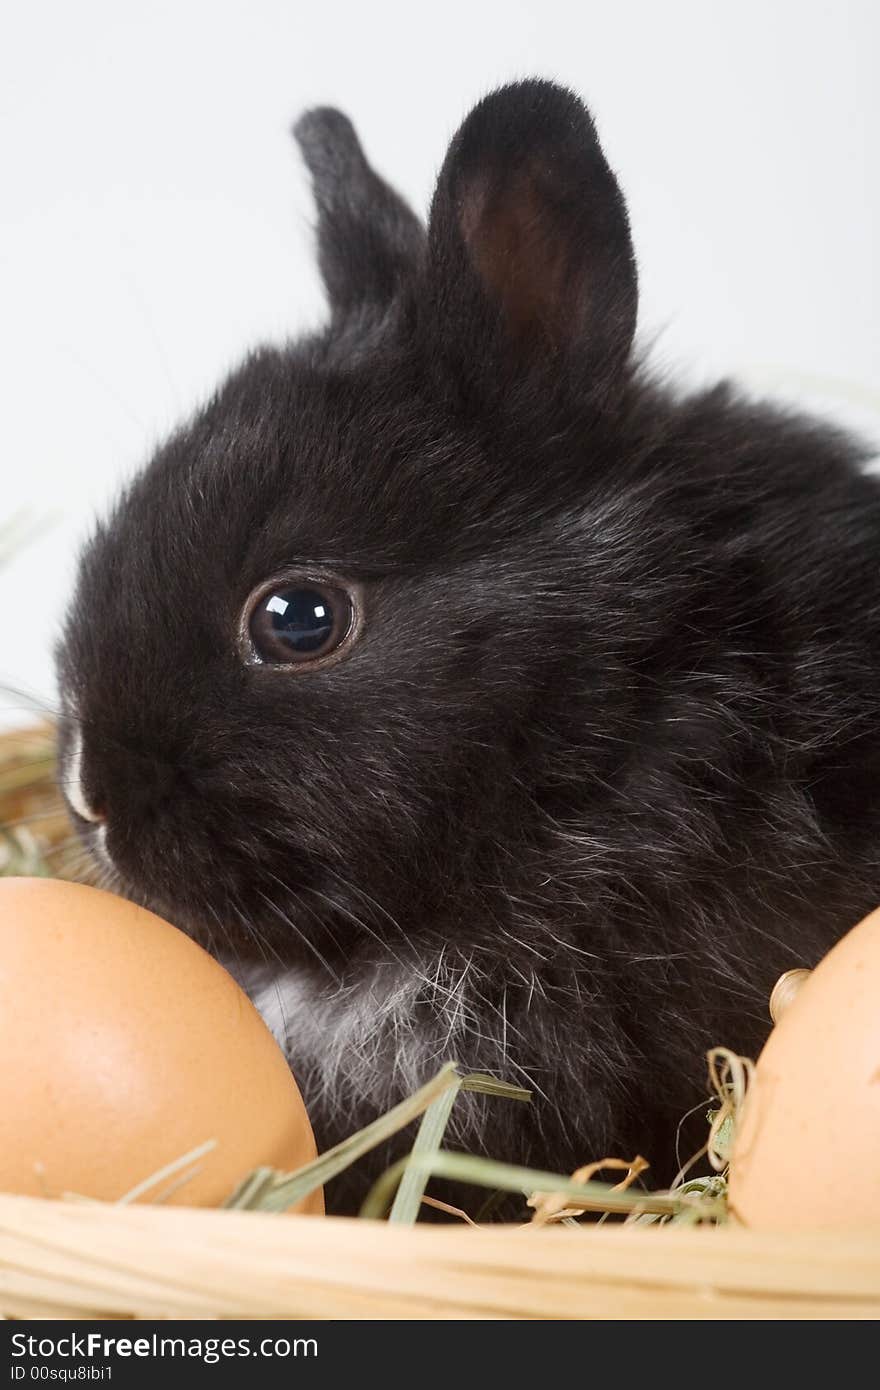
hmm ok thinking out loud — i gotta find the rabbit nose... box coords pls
[64,718,187,834]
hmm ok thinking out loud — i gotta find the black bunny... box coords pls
[57,80,880,1214]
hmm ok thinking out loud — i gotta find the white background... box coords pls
[1,0,878,727]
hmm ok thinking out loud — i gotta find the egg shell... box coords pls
[729,905,880,1230]
[0,877,322,1213]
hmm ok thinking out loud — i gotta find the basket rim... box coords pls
[2,1192,878,1321]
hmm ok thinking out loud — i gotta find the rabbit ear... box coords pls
[425,81,638,400]
[294,107,426,320]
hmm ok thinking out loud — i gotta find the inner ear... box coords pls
[460,161,593,348]
[428,81,638,394]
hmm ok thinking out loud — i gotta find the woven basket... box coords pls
[0,721,88,883]
[1,1195,879,1320]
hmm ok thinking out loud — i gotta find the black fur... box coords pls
[57,80,880,1214]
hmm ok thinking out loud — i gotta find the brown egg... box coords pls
[729,906,880,1230]
[0,877,323,1213]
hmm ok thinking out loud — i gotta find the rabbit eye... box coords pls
[245,579,357,668]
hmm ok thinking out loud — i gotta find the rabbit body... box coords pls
[57,82,880,1212]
